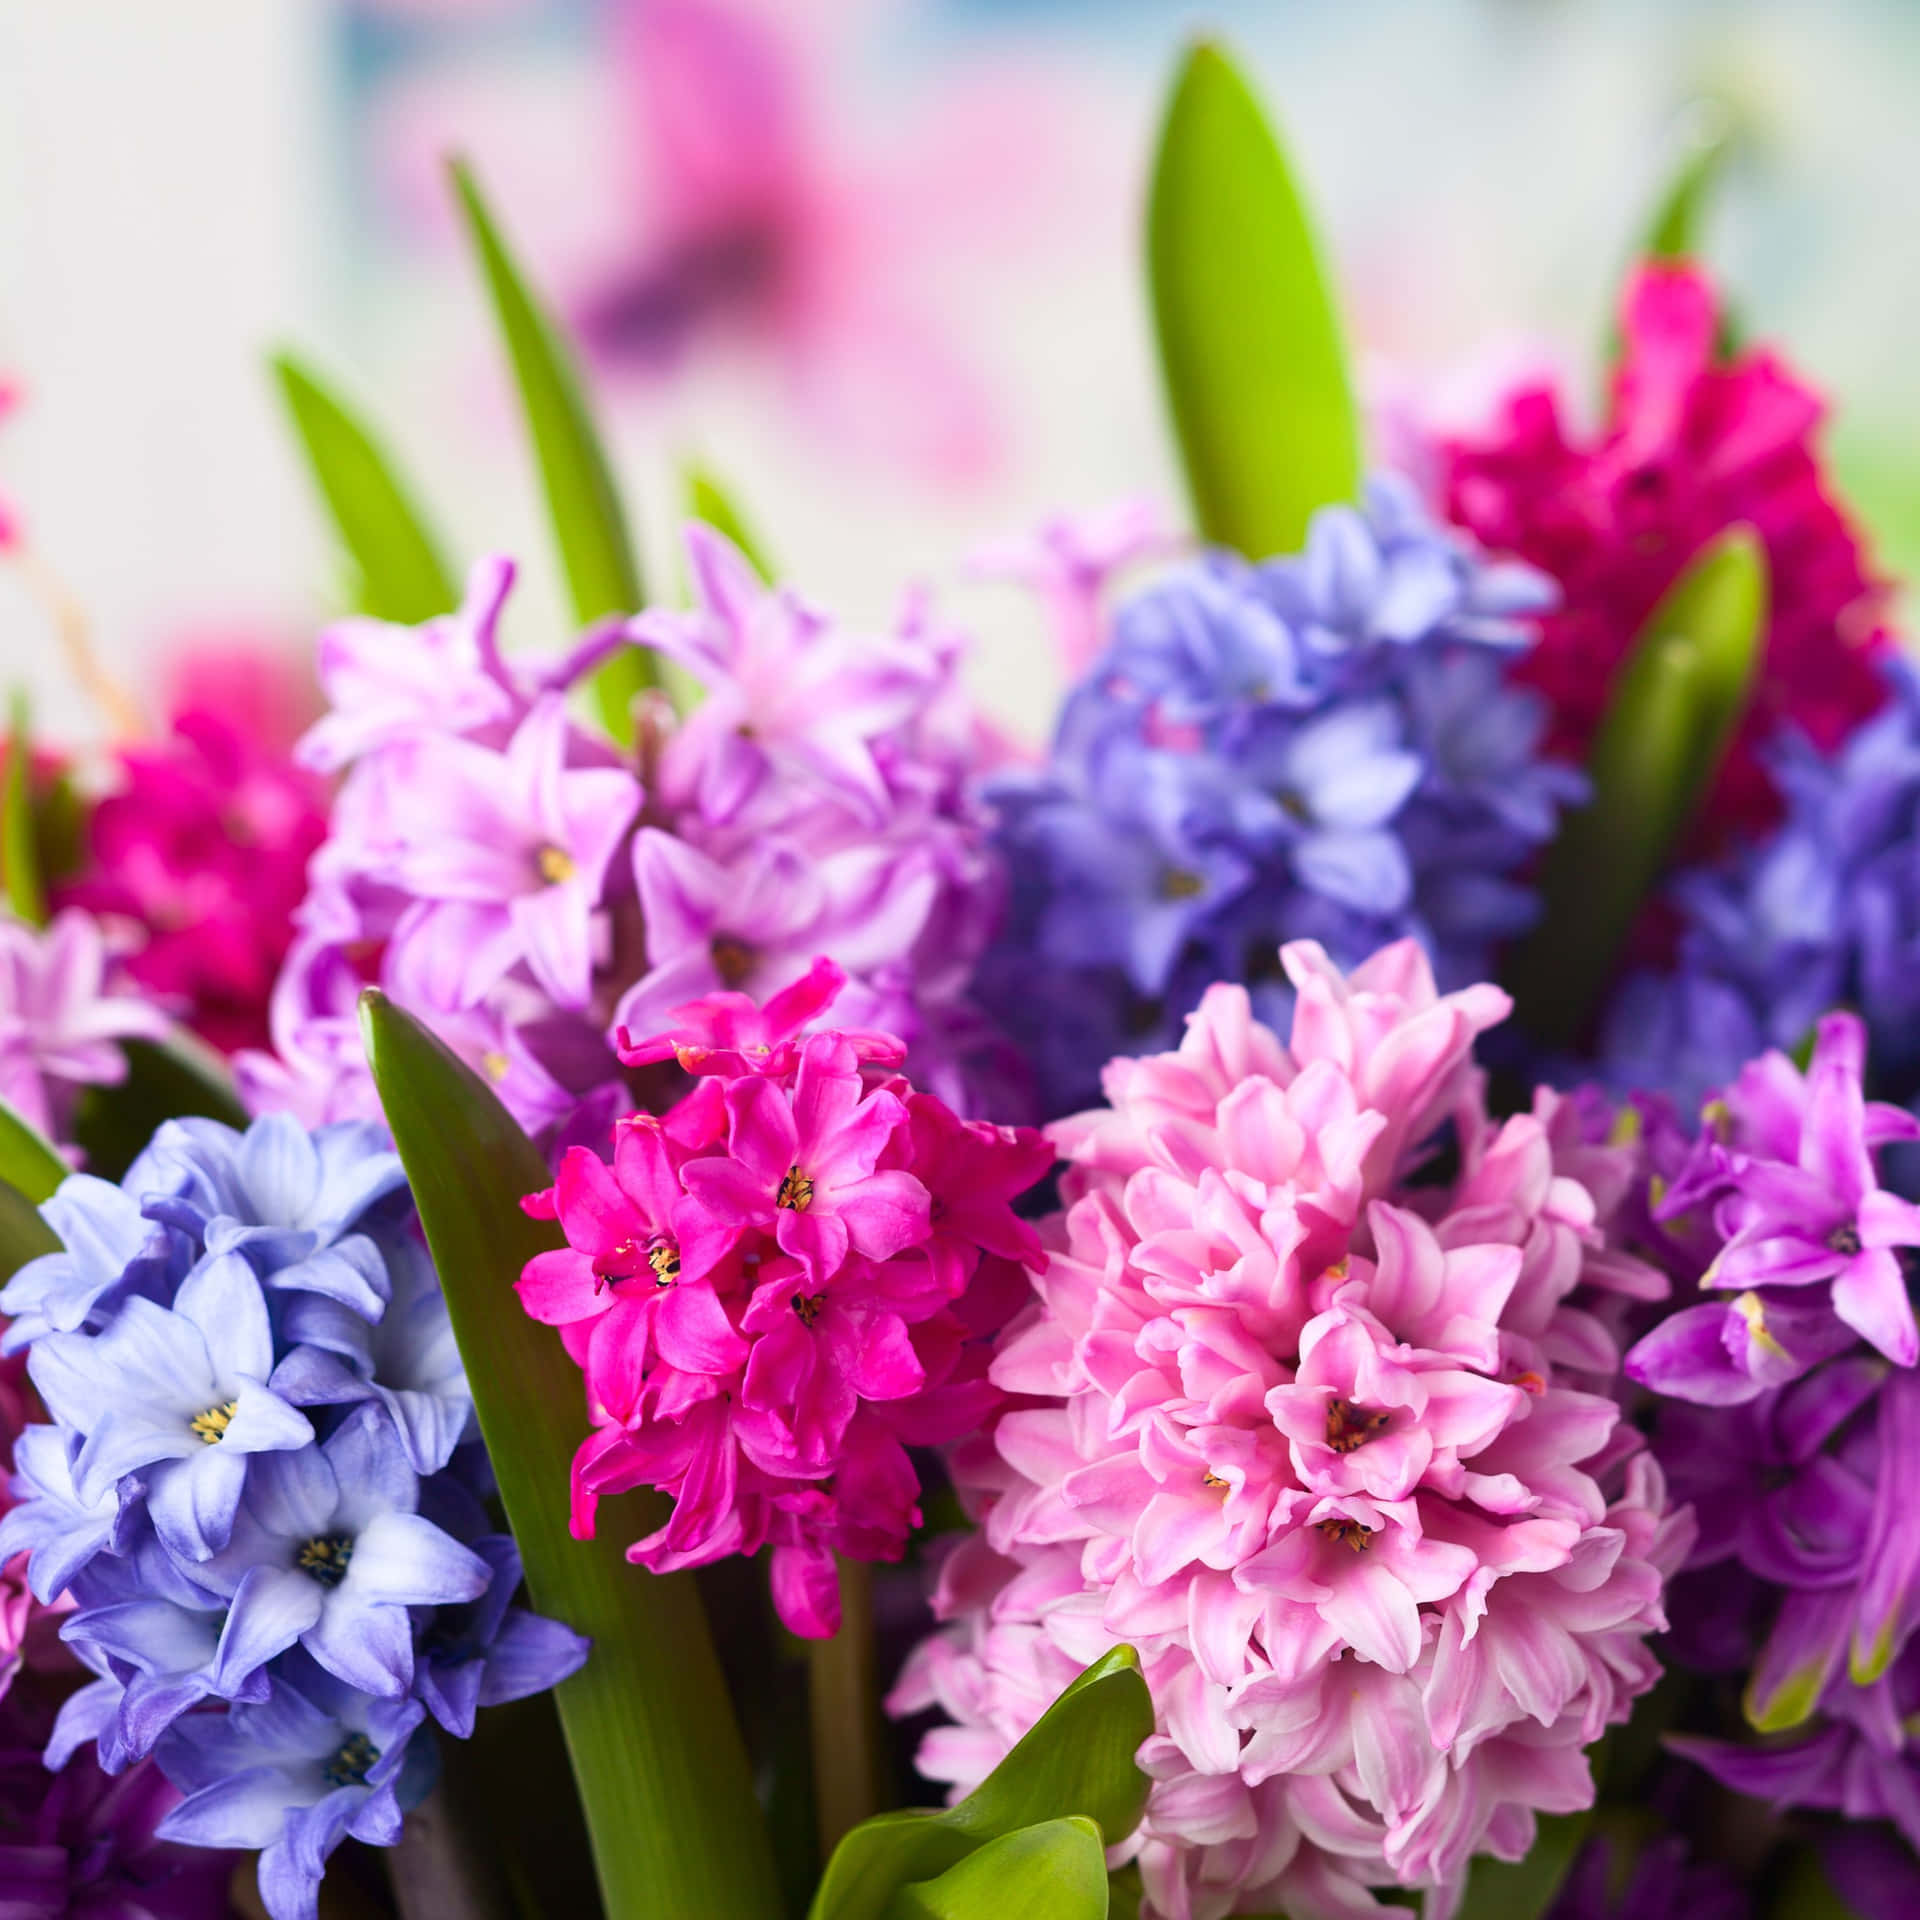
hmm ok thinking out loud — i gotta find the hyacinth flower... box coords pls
[244,526,1011,1137]
[1602,657,1920,1114]
[977,473,1583,1118]
[55,703,329,1057]
[892,938,1690,1919]
[1441,258,1893,850]
[518,956,1050,1636]
[0,909,171,1143]
[0,1111,588,1920]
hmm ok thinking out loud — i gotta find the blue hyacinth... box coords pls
[1599,660,1920,1116]
[975,473,1583,1116]
[0,1112,588,1920]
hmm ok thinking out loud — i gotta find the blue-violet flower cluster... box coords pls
[0,1111,588,1920]
[975,474,1583,1117]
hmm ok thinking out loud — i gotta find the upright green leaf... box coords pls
[884,1820,1109,1920]
[1459,1809,1591,1920]
[682,459,775,583]
[1147,38,1359,559]
[70,1037,250,1184]
[3,691,46,927]
[0,1170,60,1285]
[0,1094,67,1205]
[272,353,459,624]
[449,160,652,739]
[1643,101,1738,261]
[1510,527,1767,1048]
[359,991,780,1920]
[810,1646,1152,1920]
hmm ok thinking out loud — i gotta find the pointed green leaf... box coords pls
[3,692,46,927]
[810,1647,1151,1920]
[1510,526,1767,1048]
[358,990,780,1920]
[272,353,459,624]
[0,1094,67,1205]
[449,159,652,740]
[0,1170,60,1284]
[70,1036,249,1184]
[1644,101,1738,261]
[884,1819,1108,1920]
[1459,1808,1591,1920]
[683,459,775,583]
[1147,38,1359,559]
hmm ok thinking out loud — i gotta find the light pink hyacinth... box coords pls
[890,940,1692,1920]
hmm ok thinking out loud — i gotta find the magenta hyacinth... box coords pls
[520,959,1050,1637]
[891,940,1690,1920]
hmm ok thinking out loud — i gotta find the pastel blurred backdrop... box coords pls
[4,0,1919,745]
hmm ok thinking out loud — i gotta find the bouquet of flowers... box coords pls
[3,31,1916,1920]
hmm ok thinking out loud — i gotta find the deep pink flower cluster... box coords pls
[0,1349,36,1701]
[58,706,328,1055]
[241,530,1013,1138]
[518,959,1050,1636]
[891,941,1691,1920]
[1442,260,1892,849]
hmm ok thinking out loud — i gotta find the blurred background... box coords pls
[3,0,1919,745]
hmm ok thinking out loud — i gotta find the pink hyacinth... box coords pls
[57,707,329,1056]
[890,940,1692,1920]
[519,961,1051,1636]
[1441,260,1893,849]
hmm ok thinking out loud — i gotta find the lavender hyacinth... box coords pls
[974,473,1582,1116]
[0,1112,587,1920]
[239,535,1012,1134]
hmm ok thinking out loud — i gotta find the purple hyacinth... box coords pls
[0,1111,588,1920]
[1601,657,1920,1114]
[240,526,1012,1134]
[974,472,1582,1116]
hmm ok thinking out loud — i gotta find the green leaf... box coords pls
[1459,1809,1591,1920]
[272,353,460,624]
[449,159,652,740]
[3,691,47,927]
[1510,526,1767,1048]
[1146,38,1359,559]
[70,1036,250,1184]
[1643,100,1739,261]
[0,1170,60,1285]
[0,1093,68,1204]
[358,990,780,1920]
[810,1646,1152,1920]
[884,1819,1108,1920]
[682,459,775,583]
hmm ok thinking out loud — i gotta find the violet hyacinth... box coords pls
[520,957,1050,1638]
[893,939,1688,1920]
[976,474,1582,1118]
[0,910,170,1143]
[0,1111,587,1920]
[241,531,1012,1137]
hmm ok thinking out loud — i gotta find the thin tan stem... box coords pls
[808,1554,881,1859]
[7,545,145,738]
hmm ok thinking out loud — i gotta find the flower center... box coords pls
[778,1167,815,1211]
[481,1049,511,1083]
[1830,1223,1864,1255]
[1158,866,1205,901]
[299,1535,355,1589]
[1324,1398,1390,1455]
[322,1731,380,1789]
[648,1240,681,1286]
[791,1291,826,1328]
[1201,1471,1230,1492]
[190,1401,239,1445]
[709,934,758,990]
[1317,1518,1375,1553]
[536,844,577,885]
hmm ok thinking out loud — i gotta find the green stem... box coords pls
[808,1557,881,1858]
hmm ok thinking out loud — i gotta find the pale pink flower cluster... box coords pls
[890,941,1693,1920]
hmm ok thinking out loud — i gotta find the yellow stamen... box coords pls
[777,1167,814,1211]
[190,1401,239,1445]
[537,845,576,884]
